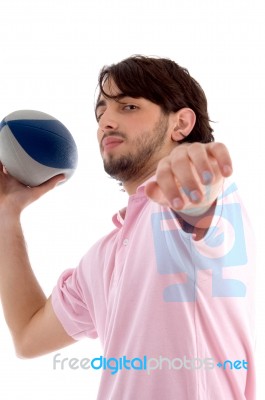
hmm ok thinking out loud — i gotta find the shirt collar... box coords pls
[112,175,156,228]
[135,174,156,194]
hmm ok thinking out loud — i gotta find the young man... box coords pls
[0,56,255,399]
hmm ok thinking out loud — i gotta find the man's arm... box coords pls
[145,142,233,232]
[0,165,75,358]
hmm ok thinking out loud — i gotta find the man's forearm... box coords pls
[0,211,46,349]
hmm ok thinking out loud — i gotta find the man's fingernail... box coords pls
[190,190,201,203]
[202,171,212,184]
[172,198,183,209]
[56,179,66,186]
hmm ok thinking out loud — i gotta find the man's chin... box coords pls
[103,158,136,183]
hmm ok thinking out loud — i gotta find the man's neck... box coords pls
[122,168,156,195]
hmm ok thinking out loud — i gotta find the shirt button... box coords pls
[123,238,129,246]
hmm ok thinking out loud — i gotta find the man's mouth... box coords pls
[101,136,124,151]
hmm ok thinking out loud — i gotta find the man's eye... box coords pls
[96,113,103,122]
[123,105,138,111]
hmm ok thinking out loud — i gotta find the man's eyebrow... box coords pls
[95,94,129,113]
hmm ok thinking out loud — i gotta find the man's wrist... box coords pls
[0,208,21,227]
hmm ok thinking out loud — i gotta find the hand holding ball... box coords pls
[0,110,78,186]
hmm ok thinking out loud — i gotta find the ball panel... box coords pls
[6,119,77,169]
[0,119,5,132]
[3,110,57,122]
[0,125,74,186]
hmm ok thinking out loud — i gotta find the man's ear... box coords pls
[170,108,196,141]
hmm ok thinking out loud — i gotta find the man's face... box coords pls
[96,79,173,183]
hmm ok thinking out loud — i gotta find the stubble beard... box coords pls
[102,115,169,183]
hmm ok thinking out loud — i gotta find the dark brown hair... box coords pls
[96,55,214,143]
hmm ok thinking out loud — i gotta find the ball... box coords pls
[0,110,78,186]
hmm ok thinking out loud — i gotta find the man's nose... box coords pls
[98,109,119,132]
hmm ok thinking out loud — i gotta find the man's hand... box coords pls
[0,162,65,215]
[145,142,233,215]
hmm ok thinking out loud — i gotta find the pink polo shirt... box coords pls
[52,178,255,399]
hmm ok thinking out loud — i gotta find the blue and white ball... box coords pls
[0,110,78,186]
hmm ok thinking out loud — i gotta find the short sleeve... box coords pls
[51,267,98,341]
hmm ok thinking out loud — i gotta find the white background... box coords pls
[0,0,264,398]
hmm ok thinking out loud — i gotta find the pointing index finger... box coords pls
[207,142,233,177]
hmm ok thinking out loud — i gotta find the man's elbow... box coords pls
[14,337,39,359]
